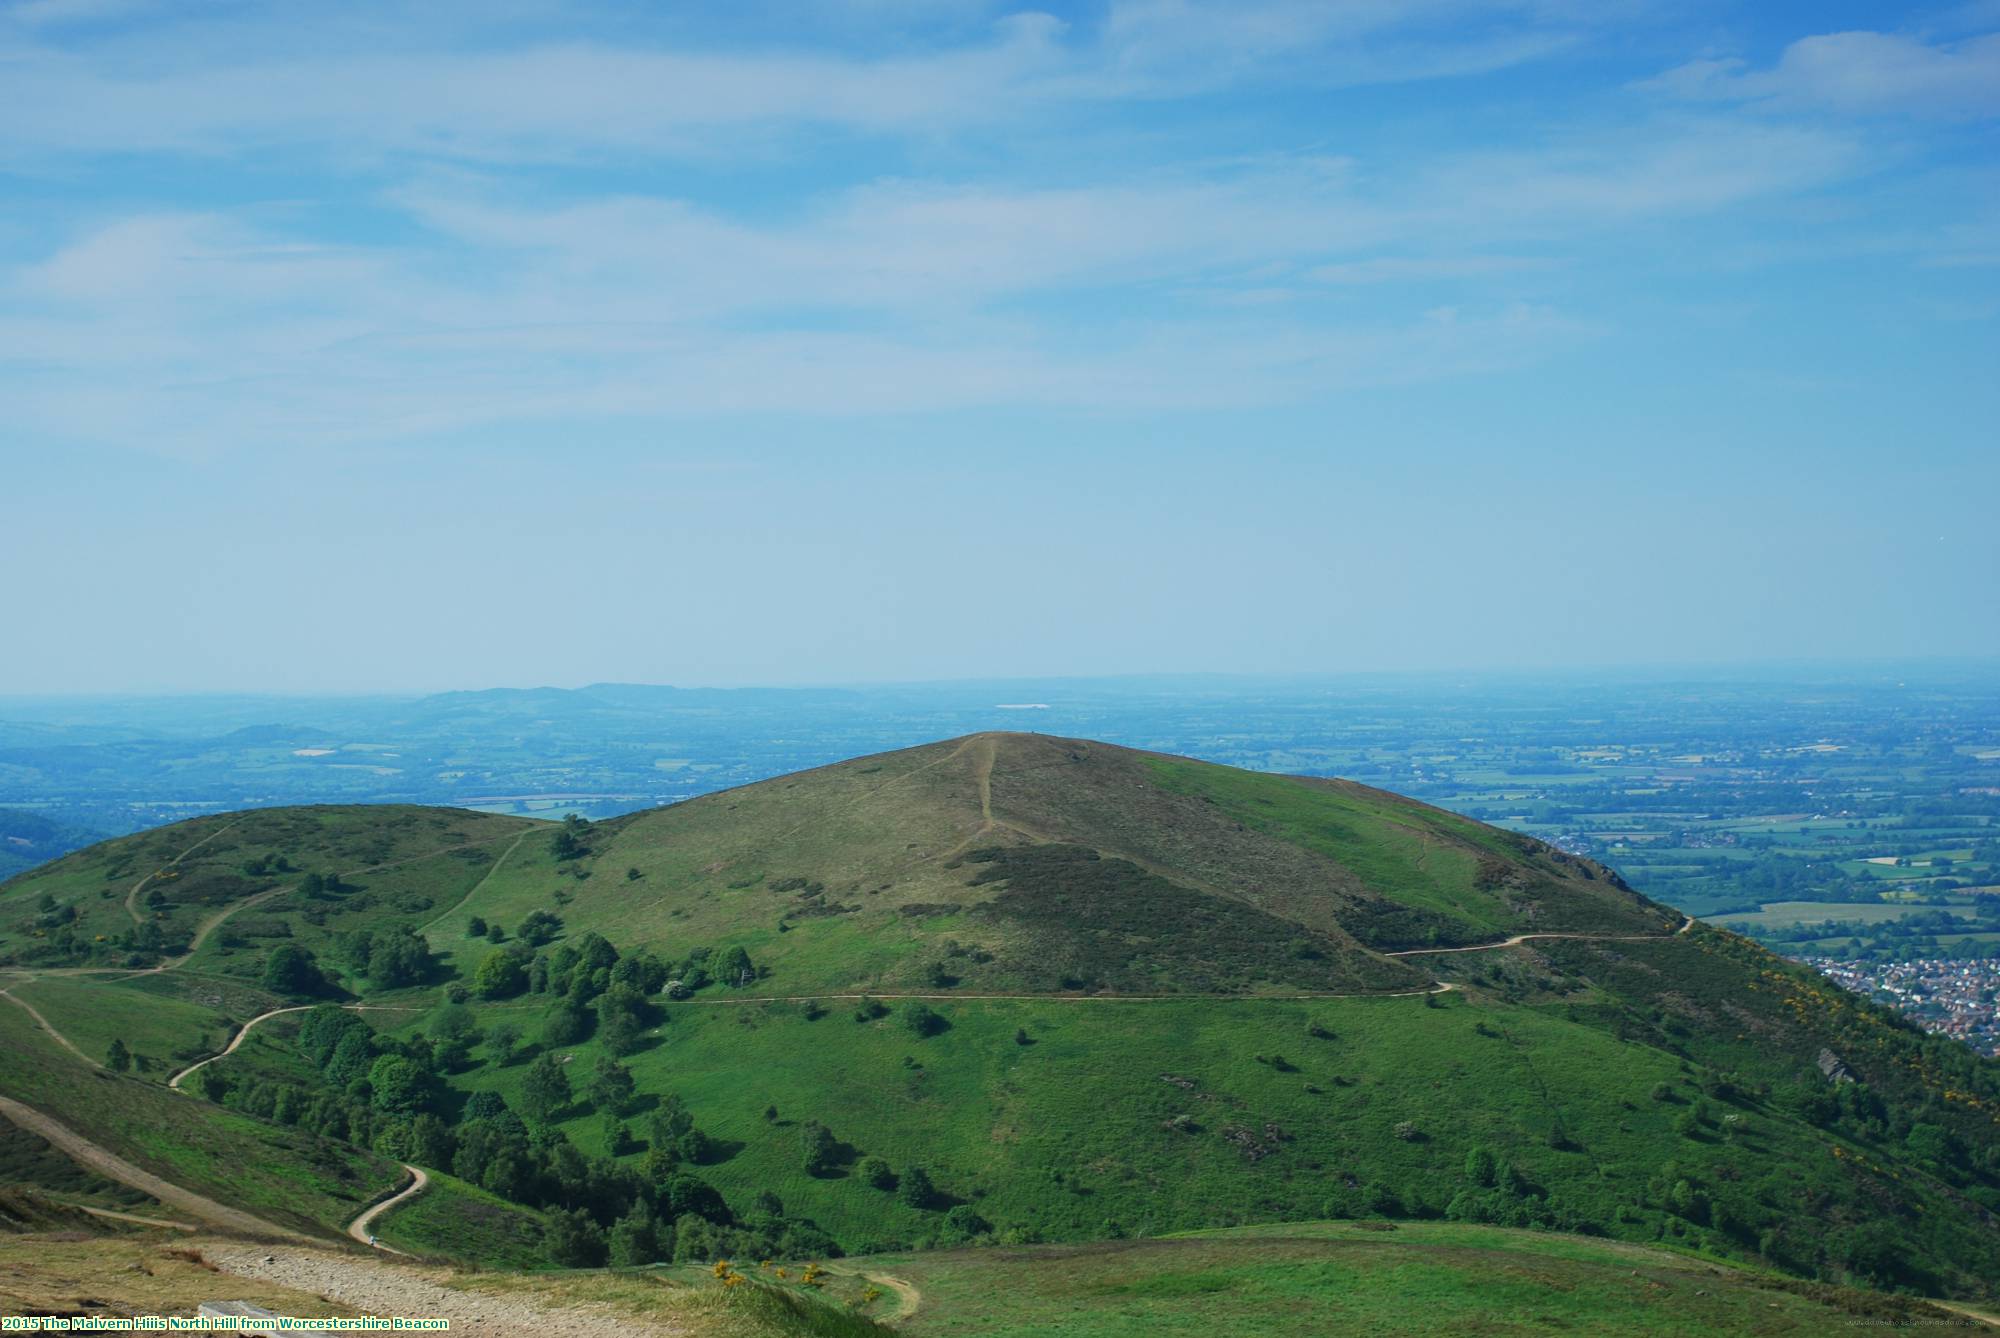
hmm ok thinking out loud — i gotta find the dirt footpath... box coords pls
[209,1245,683,1338]
[0,1096,305,1241]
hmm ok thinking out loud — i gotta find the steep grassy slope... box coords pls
[0,734,1995,1308]
[0,1001,400,1238]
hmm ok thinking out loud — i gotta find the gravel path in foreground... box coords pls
[210,1245,685,1338]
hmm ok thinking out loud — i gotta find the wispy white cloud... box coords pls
[3,107,1869,460]
[0,0,1634,163]
[0,2,1978,470]
[1308,256,1554,284]
[1645,30,2000,119]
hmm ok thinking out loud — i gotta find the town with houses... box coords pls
[1802,954,2000,1057]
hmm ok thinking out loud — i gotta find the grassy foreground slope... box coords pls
[869,1221,1982,1337]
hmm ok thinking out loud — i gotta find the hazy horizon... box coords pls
[5,1,1995,694]
[0,655,1995,706]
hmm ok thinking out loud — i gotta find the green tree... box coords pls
[474,950,529,1000]
[596,983,651,1055]
[800,1120,838,1176]
[858,1156,895,1190]
[261,944,323,996]
[716,945,754,987]
[585,1055,636,1115]
[544,1207,606,1267]
[542,997,591,1047]
[551,815,590,862]
[897,1165,938,1209]
[363,928,433,990]
[367,1056,433,1116]
[607,1202,661,1266]
[902,1003,947,1037]
[486,1021,523,1065]
[430,1002,479,1043]
[105,1038,132,1073]
[518,911,564,946]
[520,1053,571,1125]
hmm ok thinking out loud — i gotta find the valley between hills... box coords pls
[1,733,1996,1335]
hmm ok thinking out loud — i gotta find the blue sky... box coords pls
[3,0,1996,692]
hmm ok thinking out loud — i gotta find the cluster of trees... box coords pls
[470,930,666,1056]
[463,927,760,1055]
[550,815,592,863]
[337,925,435,989]
[200,1003,839,1268]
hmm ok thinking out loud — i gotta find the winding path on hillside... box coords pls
[166,1004,437,1248]
[684,917,1696,1006]
[157,831,534,974]
[347,1165,427,1254]
[2,829,531,989]
[77,1204,197,1231]
[123,818,244,928]
[690,982,1462,1005]
[1383,915,1695,957]
[817,1263,922,1321]
[168,1002,422,1091]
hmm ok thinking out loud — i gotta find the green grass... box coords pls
[2,734,1996,1309]
[8,976,234,1077]
[0,806,533,972]
[375,1169,548,1268]
[0,1002,401,1238]
[409,967,1992,1291]
[868,1221,1965,1337]
[1706,901,1981,931]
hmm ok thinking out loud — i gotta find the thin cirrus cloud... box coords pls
[0,1,1987,465]
[1644,29,2000,119]
[0,105,1882,459]
[0,1,1628,162]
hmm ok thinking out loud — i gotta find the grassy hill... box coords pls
[852,1221,1990,1336]
[1,733,1996,1315]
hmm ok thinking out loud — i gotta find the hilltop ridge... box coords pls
[0,736,1995,1302]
